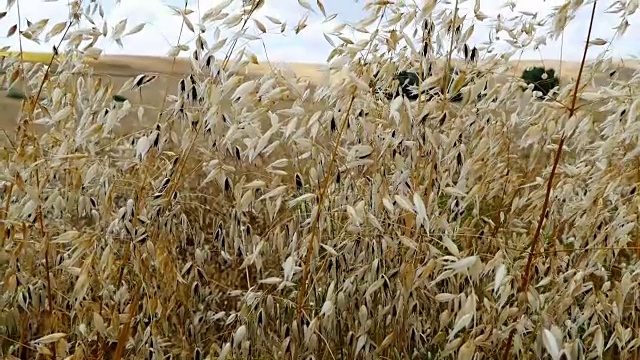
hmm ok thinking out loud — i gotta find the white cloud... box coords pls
[1,0,639,63]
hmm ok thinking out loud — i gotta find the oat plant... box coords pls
[1,0,640,359]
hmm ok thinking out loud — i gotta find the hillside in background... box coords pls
[1,53,639,134]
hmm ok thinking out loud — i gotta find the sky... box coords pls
[1,0,639,64]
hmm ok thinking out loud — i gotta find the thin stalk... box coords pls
[34,168,56,360]
[292,94,355,360]
[296,93,356,319]
[295,2,389,329]
[500,1,598,358]
[13,0,26,132]
[0,183,13,247]
[112,287,140,360]
[442,0,460,103]
[11,2,73,358]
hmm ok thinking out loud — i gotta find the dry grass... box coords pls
[1,0,640,359]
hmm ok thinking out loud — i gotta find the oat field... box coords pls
[2,0,640,359]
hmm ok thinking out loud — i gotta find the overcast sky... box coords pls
[1,0,639,63]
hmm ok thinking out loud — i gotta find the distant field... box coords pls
[0,52,339,137]
[1,51,638,135]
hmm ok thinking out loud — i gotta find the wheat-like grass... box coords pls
[1,0,640,359]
